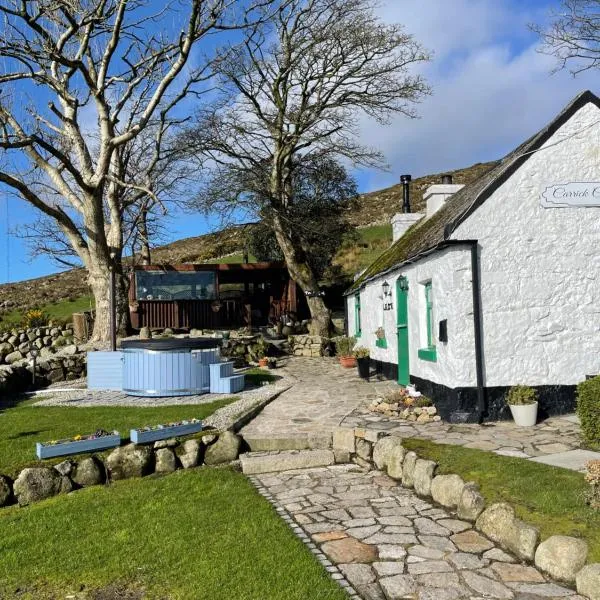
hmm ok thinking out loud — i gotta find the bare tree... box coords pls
[183,0,430,336]
[0,0,277,341]
[533,0,600,74]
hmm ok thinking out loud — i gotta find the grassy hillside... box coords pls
[0,160,497,323]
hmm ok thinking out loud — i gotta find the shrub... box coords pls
[577,376,600,449]
[23,309,49,328]
[585,460,600,509]
[412,396,433,408]
[384,389,408,404]
[353,346,369,359]
[506,385,538,406]
[335,336,356,357]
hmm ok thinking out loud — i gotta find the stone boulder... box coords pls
[534,535,588,583]
[355,439,372,461]
[53,460,75,477]
[457,482,486,521]
[373,436,404,471]
[0,475,13,506]
[204,431,242,465]
[5,350,23,365]
[155,448,178,473]
[387,445,407,480]
[576,563,600,600]
[13,467,69,506]
[179,439,201,469]
[401,451,418,488]
[413,459,437,497]
[106,444,154,480]
[72,457,105,487]
[476,503,540,561]
[431,474,465,509]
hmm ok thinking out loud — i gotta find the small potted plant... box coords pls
[256,338,269,367]
[354,346,370,379]
[506,385,538,426]
[336,336,357,368]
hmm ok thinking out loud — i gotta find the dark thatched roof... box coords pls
[347,90,600,294]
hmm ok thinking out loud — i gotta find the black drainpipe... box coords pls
[469,241,486,423]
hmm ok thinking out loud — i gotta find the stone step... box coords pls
[240,449,335,474]
[242,433,332,452]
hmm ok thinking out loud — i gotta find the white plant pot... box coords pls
[508,402,538,427]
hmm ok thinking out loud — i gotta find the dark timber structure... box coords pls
[129,262,306,330]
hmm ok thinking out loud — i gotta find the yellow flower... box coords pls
[74,434,82,441]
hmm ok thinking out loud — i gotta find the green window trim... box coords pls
[376,337,387,349]
[354,293,362,337]
[419,281,437,362]
[418,347,437,362]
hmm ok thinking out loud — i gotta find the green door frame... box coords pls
[396,276,410,386]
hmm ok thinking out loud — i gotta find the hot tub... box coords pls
[121,338,221,397]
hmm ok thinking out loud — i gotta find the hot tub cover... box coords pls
[121,338,220,351]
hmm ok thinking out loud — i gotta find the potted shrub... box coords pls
[354,346,370,379]
[506,385,538,426]
[336,336,357,368]
[255,338,269,367]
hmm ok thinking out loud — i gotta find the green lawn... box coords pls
[0,398,237,477]
[0,468,348,600]
[0,295,94,328]
[403,438,600,562]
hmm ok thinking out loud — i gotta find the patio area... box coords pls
[240,357,598,472]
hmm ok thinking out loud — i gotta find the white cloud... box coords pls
[358,0,599,191]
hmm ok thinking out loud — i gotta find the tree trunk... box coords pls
[139,209,152,265]
[88,259,130,343]
[271,213,332,337]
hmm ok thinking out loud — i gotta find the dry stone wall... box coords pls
[0,323,86,393]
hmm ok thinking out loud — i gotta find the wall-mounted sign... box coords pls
[383,302,393,311]
[541,182,600,208]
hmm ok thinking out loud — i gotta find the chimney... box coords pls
[401,174,412,213]
[392,174,423,242]
[424,175,465,218]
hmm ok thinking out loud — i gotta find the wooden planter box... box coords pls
[130,422,203,444]
[36,434,121,460]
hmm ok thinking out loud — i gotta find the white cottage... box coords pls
[346,91,600,422]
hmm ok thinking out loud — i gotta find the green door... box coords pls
[396,277,410,386]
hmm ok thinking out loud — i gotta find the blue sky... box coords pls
[0,0,598,285]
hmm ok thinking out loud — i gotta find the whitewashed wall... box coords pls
[453,101,600,386]
[347,246,476,388]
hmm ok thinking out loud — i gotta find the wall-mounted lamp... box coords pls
[382,280,391,298]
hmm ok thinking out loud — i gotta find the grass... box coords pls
[0,468,348,600]
[403,438,600,562]
[0,295,94,329]
[334,224,393,276]
[0,397,237,477]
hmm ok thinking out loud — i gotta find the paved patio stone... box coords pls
[250,464,575,600]
[529,449,600,472]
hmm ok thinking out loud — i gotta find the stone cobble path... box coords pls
[251,464,584,600]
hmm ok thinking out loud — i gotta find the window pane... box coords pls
[136,271,217,300]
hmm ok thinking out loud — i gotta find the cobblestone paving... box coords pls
[242,358,588,468]
[241,358,397,439]
[251,465,584,600]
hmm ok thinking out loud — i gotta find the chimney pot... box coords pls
[442,174,453,184]
[400,174,412,213]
